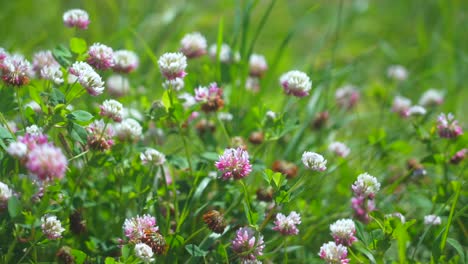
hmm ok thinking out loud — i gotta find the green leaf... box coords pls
[185,244,208,257]
[50,88,66,105]
[275,190,290,204]
[68,110,94,123]
[161,90,171,110]
[121,244,131,259]
[7,196,21,218]
[0,126,13,140]
[105,257,116,264]
[200,152,220,161]
[68,122,88,144]
[52,45,73,67]
[71,249,87,264]
[271,171,285,188]
[446,238,465,263]
[167,234,185,249]
[70,37,88,54]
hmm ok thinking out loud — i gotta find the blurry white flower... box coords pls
[280,70,312,97]
[209,43,235,63]
[419,89,444,107]
[387,65,408,81]
[408,105,427,116]
[63,9,90,29]
[25,100,41,112]
[113,50,139,73]
[40,66,64,84]
[424,214,441,226]
[115,118,142,141]
[99,99,123,122]
[162,77,184,91]
[245,77,260,92]
[301,151,327,171]
[158,52,187,80]
[352,172,380,198]
[140,148,166,166]
[249,53,267,77]
[328,142,350,157]
[180,32,207,58]
[106,75,130,97]
[134,243,154,263]
[26,125,43,136]
[87,43,114,70]
[41,215,65,240]
[392,95,411,117]
[178,92,196,109]
[7,142,28,158]
[218,112,233,122]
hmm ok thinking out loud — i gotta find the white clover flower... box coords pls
[113,50,139,73]
[318,241,349,263]
[245,76,260,92]
[178,92,196,109]
[385,212,406,223]
[408,105,427,116]
[162,77,184,91]
[301,151,327,171]
[352,172,380,198]
[69,61,105,96]
[419,89,444,107]
[115,118,142,141]
[392,95,412,117]
[140,148,166,166]
[335,84,360,109]
[330,219,357,246]
[32,50,59,75]
[387,65,408,81]
[249,53,268,77]
[158,52,187,80]
[25,100,41,112]
[1,54,32,86]
[40,65,64,84]
[180,32,207,58]
[266,110,277,120]
[63,9,90,29]
[218,112,233,122]
[134,243,154,263]
[7,141,28,158]
[328,142,350,157]
[100,99,123,122]
[280,70,312,97]
[209,43,233,63]
[424,214,441,226]
[272,211,301,235]
[106,74,130,97]
[41,215,65,240]
[0,181,13,204]
[122,108,144,121]
[26,125,43,136]
[87,43,115,70]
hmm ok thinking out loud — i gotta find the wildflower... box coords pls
[272,211,301,235]
[249,131,264,145]
[178,92,196,108]
[280,70,312,97]
[26,144,68,181]
[113,50,139,73]
[424,215,441,226]
[215,148,252,180]
[194,83,224,112]
[86,119,115,151]
[134,243,154,263]
[99,99,123,122]
[272,160,298,179]
[301,151,327,171]
[87,43,115,70]
[40,66,64,84]
[106,75,130,97]
[328,142,350,157]
[231,227,265,261]
[26,125,43,136]
[115,118,143,141]
[1,54,32,86]
[209,43,235,63]
[32,50,59,75]
[450,148,467,164]
[419,89,444,107]
[7,141,28,158]
[245,77,260,93]
[140,148,166,166]
[69,61,105,96]
[158,52,187,80]
[385,212,406,223]
[437,113,463,139]
[249,54,267,77]
[330,219,357,246]
[352,172,380,198]
[408,105,426,116]
[123,214,159,242]
[387,65,408,81]
[335,85,360,110]
[162,77,184,92]
[218,112,233,122]
[41,215,65,240]
[63,9,90,29]
[180,32,207,58]
[203,210,226,234]
[0,181,13,209]
[266,110,276,120]
[391,95,411,117]
[319,241,350,264]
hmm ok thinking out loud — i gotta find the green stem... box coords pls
[240,180,254,225]
[15,89,26,128]
[440,181,461,252]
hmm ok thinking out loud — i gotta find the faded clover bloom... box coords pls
[106,74,130,97]
[158,52,187,80]
[134,243,154,263]
[215,147,252,180]
[330,218,357,246]
[26,144,68,182]
[272,211,301,235]
[335,85,360,110]
[113,50,139,73]
[203,210,226,234]
[99,99,123,122]
[249,53,268,77]
[87,43,115,70]
[280,70,312,97]
[194,83,224,112]
[0,181,13,209]
[352,172,380,198]
[41,215,65,240]
[301,151,327,171]
[162,77,184,92]
[1,54,32,86]
[32,50,59,75]
[180,32,207,58]
[231,227,265,262]
[437,113,463,139]
[419,89,444,107]
[424,214,441,226]
[123,214,159,242]
[115,118,143,141]
[63,9,90,29]
[319,241,350,264]
[387,65,408,81]
[69,61,105,96]
[392,95,411,117]
[86,119,115,151]
[328,142,350,158]
[140,148,166,166]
